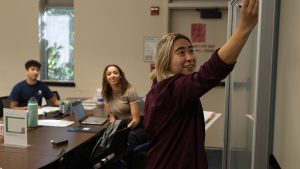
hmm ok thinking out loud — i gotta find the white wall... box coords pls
[0,0,165,99]
[273,0,300,168]
[0,0,228,148]
[72,0,166,98]
[0,0,39,96]
[3,1,299,162]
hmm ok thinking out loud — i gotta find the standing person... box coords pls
[102,64,149,147]
[10,60,60,109]
[144,0,259,169]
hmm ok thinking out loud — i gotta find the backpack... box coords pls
[99,120,124,148]
[89,120,129,169]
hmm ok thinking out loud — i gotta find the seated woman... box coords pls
[101,64,149,147]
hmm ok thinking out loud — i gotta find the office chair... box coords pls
[125,97,149,169]
[127,142,149,169]
[138,97,145,116]
[90,126,131,169]
[91,131,149,169]
[0,99,2,117]
[46,91,61,106]
[0,96,10,117]
[39,148,66,169]
[90,98,149,169]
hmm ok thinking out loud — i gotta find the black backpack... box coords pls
[89,120,129,169]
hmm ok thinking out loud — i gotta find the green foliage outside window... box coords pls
[41,8,74,81]
[47,42,74,80]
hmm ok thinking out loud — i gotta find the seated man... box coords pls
[9,60,60,109]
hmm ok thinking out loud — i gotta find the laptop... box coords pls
[72,100,107,125]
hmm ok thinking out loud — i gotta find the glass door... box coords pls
[226,1,258,168]
[223,0,278,169]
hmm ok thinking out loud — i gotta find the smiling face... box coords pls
[169,38,196,75]
[106,66,122,87]
[26,66,40,83]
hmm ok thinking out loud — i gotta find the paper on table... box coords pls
[83,105,97,110]
[38,106,60,115]
[82,97,97,104]
[82,103,97,106]
[204,111,216,123]
[38,119,74,127]
[82,98,98,108]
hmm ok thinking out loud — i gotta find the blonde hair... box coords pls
[150,33,191,82]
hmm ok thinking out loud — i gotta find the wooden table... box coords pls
[0,107,107,169]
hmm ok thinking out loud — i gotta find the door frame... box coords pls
[223,0,279,169]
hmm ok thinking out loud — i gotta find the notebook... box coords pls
[72,100,107,125]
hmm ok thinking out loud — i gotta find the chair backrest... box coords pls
[110,128,131,155]
[138,97,145,115]
[0,96,10,117]
[0,99,2,117]
[46,91,60,106]
[89,120,129,168]
[91,120,128,155]
[52,91,61,100]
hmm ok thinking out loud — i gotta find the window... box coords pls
[40,0,74,85]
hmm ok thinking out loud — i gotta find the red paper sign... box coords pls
[191,23,206,43]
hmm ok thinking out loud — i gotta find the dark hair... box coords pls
[25,60,41,70]
[102,64,130,102]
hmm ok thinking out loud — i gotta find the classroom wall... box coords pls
[0,0,227,148]
[0,0,165,98]
[0,0,40,96]
[72,0,167,98]
[273,0,300,168]
[2,2,299,165]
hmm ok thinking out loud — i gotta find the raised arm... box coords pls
[218,0,259,64]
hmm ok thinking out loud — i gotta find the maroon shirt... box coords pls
[144,50,235,169]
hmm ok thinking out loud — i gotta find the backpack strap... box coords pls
[89,119,126,168]
[99,120,122,148]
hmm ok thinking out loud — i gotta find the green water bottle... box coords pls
[28,97,38,127]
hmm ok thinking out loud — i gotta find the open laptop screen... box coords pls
[72,101,88,122]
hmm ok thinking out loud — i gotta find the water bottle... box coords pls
[28,97,38,127]
[60,101,65,114]
[96,88,104,105]
[64,100,71,115]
